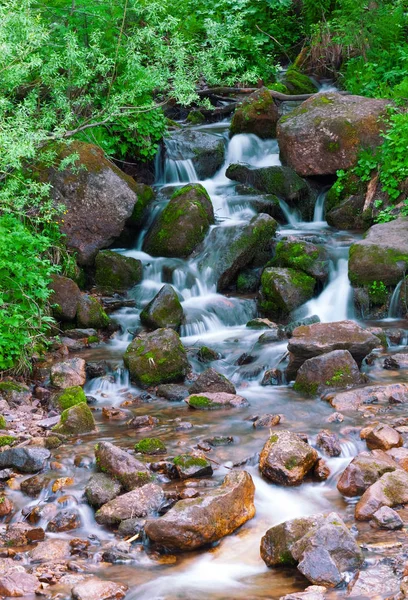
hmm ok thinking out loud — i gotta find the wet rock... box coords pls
[0,571,40,597]
[156,384,189,402]
[387,447,408,471]
[314,459,330,481]
[272,240,329,282]
[43,141,139,266]
[86,361,108,379]
[277,92,389,176]
[94,441,150,490]
[294,350,364,396]
[197,346,220,363]
[349,218,408,286]
[95,250,142,293]
[0,447,50,473]
[325,382,408,411]
[280,586,327,600]
[145,470,255,551]
[124,328,189,387]
[50,358,86,389]
[189,368,236,395]
[71,577,128,600]
[355,469,408,520]
[140,284,184,330]
[252,414,281,428]
[127,415,159,429]
[259,267,315,320]
[347,559,401,598]
[365,423,403,451]
[247,317,278,330]
[371,506,403,530]
[198,213,278,292]
[5,522,45,545]
[326,194,368,231]
[20,474,50,497]
[259,431,318,486]
[85,473,122,508]
[55,386,87,411]
[261,369,283,386]
[143,184,214,257]
[95,483,164,526]
[117,518,145,537]
[50,275,81,322]
[134,437,167,455]
[102,406,127,420]
[185,392,248,410]
[164,129,225,180]
[29,538,71,562]
[172,454,213,479]
[203,436,234,447]
[47,509,81,532]
[316,430,341,457]
[0,495,13,516]
[285,315,320,338]
[337,450,398,497]
[291,513,363,587]
[287,320,381,379]
[53,403,96,435]
[76,294,110,329]
[230,88,279,138]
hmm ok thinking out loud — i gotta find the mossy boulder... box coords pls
[52,403,95,435]
[185,392,249,409]
[49,275,81,322]
[337,451,399,497]
[259,267,315,320]
[277,92,390,176]
[355,469,408,520]
[85,472,122,508]
[134,438,167,455]
[348,218,408,286]
[172,454,213,479]
[230,88,279,139]
[94,441,151,490]
[55,386,86,411]
[326,194,371,231]
[143,184,214,257]
[272,240,329,282]
[281,68,318,95]
[164,130,225,179]
[140,284,184,330]
[123,328,189,387]
[76,294,110,329]
[36,141,140,265]
[293,349,365,396]
[198,214,278,292]
[259,430,318,486]
[95,250,142,293]
[226,164,314,220]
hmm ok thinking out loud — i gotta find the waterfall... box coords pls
[388,278,405,319]
[313,191,327,223]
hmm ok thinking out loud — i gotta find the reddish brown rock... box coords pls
[316,430,341,457]
[365,423,403,451]
[50,358,86,389]
[71,577,128,600]
[386,447,408,471]
[337,450,398,497]
[259,431,318,486]
[294,350,364,396]
[95,484,164,526]
[230,88,279,139]
[50,275,81,322]
[355,469,408,520]
[0,572,40,597]
[324,382,408,412]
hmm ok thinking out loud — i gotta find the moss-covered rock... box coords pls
[173,454,213,479]
[76,294,110,329]
[197,346,220,363]
[281,68,318,95]
[259,430,318,486]
[230,88,279,139]
[55,386,86,411]
[236,269,260,293]
[95,441,151,490]
[277,92,390,176]
[95,250,142,293]
[140,284,184,330]
[272,240,329,282]
[185,392,249,409]
[259,267,315,320]
[326,194,371,231]
[143,184,214,258]
[52,403,96,435]
[124,328,189,386]
[348,218,408,286]
[135,438,167,455]
[0,415,7,429]
[0,436,16,447]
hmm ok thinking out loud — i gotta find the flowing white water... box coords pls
[388,278,405,319]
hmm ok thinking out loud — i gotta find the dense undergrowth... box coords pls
[0,0,407,370]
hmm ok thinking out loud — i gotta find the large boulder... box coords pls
[259,431,318,486]
[40,141,140,265]
[52,403,95,435]
[230,88,279,138]
[123,328,189,386]
[293,350,365,396]
[145,470,255,551]
[94,250,142,293]
[277,93,389,176]
[324,382,408,411]
[85,473,122,508]
[140,285,184,330]
[259,267,315,320]
[163,129,225,179]
[50,275,81,322]
[143,184,214,257]
[337,450,399,497]
[348,218,408,286]
[287,320,381,379]
[198,214,278,292]
[272,241,329,283]
[95,484,164,525]
[189,368,236,395]
[76,294,110,329]
[71,578,128,600]
[50,358,86,389]
[0,447,50,473]
[355,469,408,520]
[94,441,151,490]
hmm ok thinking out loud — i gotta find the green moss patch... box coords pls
[56,386,86,411]
[0,436,16,447]
[134,437,167,455]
